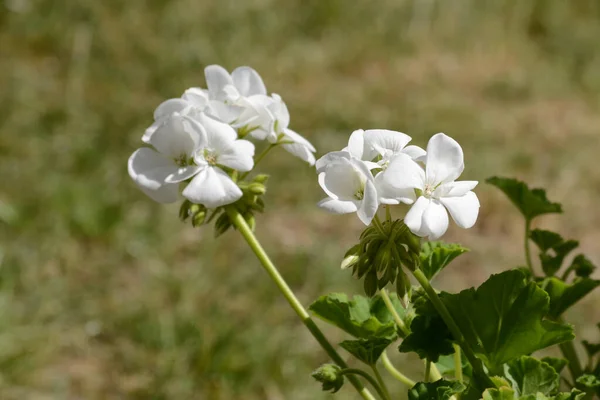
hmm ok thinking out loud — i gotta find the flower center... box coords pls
[354,188,364,200]
[174,153,190,167]
[423,183,435,198]
[203,148,218,165]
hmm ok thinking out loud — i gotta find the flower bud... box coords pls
[247,182,266,195]
[252,174,270,184]
[311,364,344,393]
[214,213,232,237]
[243,212,256,231]
[192,210,207,227]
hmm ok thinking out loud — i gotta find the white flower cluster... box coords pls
[316,131,480,239]
[128,65,316,207]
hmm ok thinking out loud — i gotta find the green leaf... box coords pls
[439,270,574,373]
[582,340,600,358]
[339,337,393,365]
[539,277,600,318]
[399,313,455,362]
[369,291,415,336]
[576,374,600,390]
[540,357,568,374]
[570,254,596,278]
[530,229,579,276]
[482,387,518,400]
[504,356,559,396]
[435,352,473,378]
[483,388,585,400]
[486,177,562,221]
[408,379,466,400]
[309,293,396,339]
[420,241,469,280]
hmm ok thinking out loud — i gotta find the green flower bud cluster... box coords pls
[342,219,421,298]
[178,174,269,236]
[311,364,344,393]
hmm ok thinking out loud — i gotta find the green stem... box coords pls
[381,351,416,387]
[371,365,392,400]
[372,214,387,236]
[380,289,409,336]
[379,288,442,381]
[385,205,392,222]
[424,360,431,383]
[453,344,464,383]
[341,369,388,400]
[524,219,534,275]
[411,268,494,389]
[226,207,376,400]
[556,316,583,381]
[240,143,277,180]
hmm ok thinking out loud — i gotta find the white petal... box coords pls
[282,128,316,152]
[198,113,237,148]
[206,100,243,124]
[165,165,202,183]
[319,158,362,200]
[440,191,480,229]
[435,180,478,198]
[205,65,233,98]
[317,198,358,214]
[142,120,161,143]
[363,129,412,160]
[357,179,378,225]
[374,171,416,205]
[422,199,449,240]
[218,139,255,171]
[231,66,267,96]
[404,196,430,237]
[149,114,203,158]
[425,133,464,184]
[346,129,365,159]
[282,142,316,165]
[182,167,242,208]
[315,151,351,173]
[154,98,189,121]
[384,153,426,190]
[128,148,179,203]
[402,145,427,162]
[182,88,209,108]
[269,94,290,132]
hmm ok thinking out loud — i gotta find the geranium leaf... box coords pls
[504,356,559,396]
[570,254,596,278]
[539,277,600,318]
[435,352,473,378]
[420,241,469,281]
[309,293,398,339]
[339,337,393,365]
[530,230,579,276]
[408,379,466,400]
[486,177,562,221]
[439,270,574,373]
[540,357,568,374]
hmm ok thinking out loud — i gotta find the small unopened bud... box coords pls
[192,210,206,227]
[341,254,359,270]
[214,213,231,237]
[312,364,344,393]
[247,182,266,195]
[244,212,256,231]
[178,200,192,221]
[252,174,269,184]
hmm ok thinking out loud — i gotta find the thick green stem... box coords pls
[424,360,431,383]
[453,344,464,383]
[411,268,494,389]
[372,214,387,236]
[556,316,583,381]
[341,369,388,400]
[226,207,376,400]
[371,365,392,400]
[524,219,534,275]
[381,351,416,387]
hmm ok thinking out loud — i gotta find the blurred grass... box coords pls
[1,0,600,398]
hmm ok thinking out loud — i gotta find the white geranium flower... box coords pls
[316,152,378,225]
[129,113,255,208]
[248,94,315,165]
[384,133,479,239]
[204,64,267,102]
[342,129,426,205]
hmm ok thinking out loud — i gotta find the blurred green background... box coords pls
[1,0,600,398]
